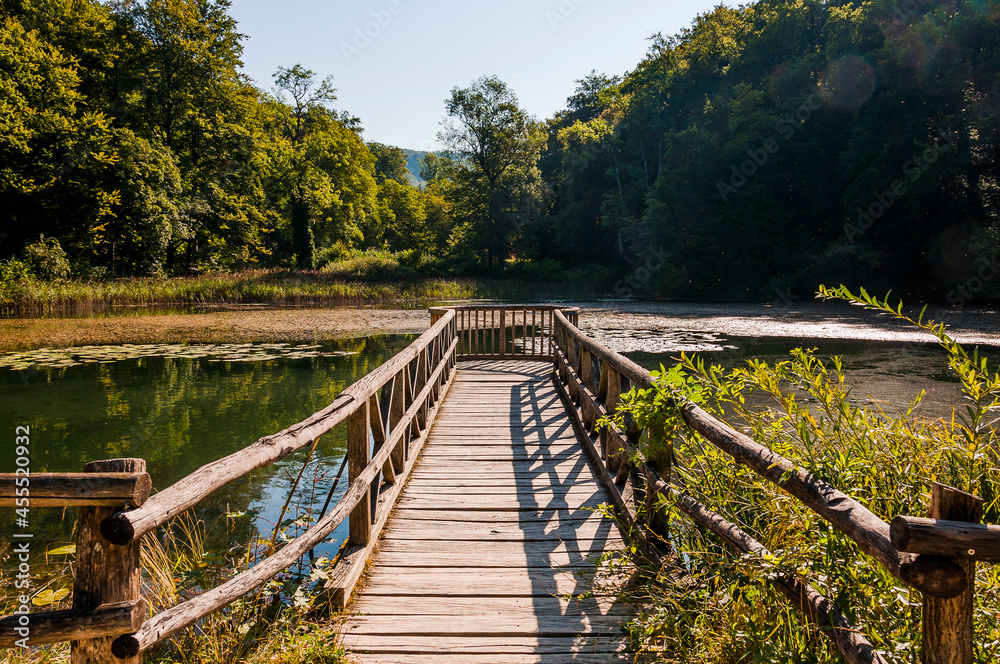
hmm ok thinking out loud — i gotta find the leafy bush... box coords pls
[0,258,31,285]
[319,249,417,280]
[23,236,71,279]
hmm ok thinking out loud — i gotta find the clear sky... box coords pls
[229,0,729,151]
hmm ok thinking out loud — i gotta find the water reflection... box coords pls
[0,335,416,573]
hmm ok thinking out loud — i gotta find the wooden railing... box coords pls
[0,309,459,662]
[549,309,995,664]
[430,304,578,360]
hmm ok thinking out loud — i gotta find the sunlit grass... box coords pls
[1,510,352,664]
[0,268,607,317]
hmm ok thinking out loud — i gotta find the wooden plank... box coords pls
[404,478,601,487]
[343,614,624,636]
[357,656,628,664]
[383,520,621,542]
[372,551,612,570]
[377,539,623,557]
[353,595,627,616]
[394,497,609,512]
[360,571,611,597]
[342,635,624,654]
[389,509,605,522]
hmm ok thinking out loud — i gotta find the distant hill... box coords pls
[401,148,429,186]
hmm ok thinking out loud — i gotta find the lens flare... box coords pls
[819,55,877,111]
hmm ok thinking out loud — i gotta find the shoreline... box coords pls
[2,301,999,353]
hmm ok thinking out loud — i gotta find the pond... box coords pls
[0,335,417,583]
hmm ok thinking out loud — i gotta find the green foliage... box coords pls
[605,288,1000,661]
[23,235,71,279]
[440,75,547,272]
[368,141,411,185]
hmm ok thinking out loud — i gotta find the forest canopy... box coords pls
[1,0,998,303]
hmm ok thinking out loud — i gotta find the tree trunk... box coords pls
[291,194,314,270]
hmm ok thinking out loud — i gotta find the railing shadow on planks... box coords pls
[2,304,998,664]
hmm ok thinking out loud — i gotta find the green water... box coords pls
[0,335,416,575]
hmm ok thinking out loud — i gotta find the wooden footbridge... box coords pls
[3,304,996,664]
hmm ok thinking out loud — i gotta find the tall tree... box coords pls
[271,63,338,268]
[439,75,545,270]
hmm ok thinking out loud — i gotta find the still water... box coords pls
[0,335,416,576]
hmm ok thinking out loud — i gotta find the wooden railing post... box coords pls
[72,459,145,664]
[500,309,506,357]
[347,402,372,545]
[923,482,982,664]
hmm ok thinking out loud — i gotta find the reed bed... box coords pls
[0,269,608,317]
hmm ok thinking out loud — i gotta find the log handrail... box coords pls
[549,308,984,663]
[551,309,966,597]
[0,601,146,649]
[101,309,458,546]
[0,473,151,508]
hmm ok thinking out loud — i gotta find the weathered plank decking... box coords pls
[341,359,631,663]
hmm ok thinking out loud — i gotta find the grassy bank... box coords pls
[0,258,615,317]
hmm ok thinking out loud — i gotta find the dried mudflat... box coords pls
[574,301,1000,353]
[0,307,431,351]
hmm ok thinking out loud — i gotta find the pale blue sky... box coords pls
[229,0,730,151]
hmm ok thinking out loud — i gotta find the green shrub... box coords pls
[23,236,71,279]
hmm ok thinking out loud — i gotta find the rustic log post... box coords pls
[578,348,594,428]
[922,483,982,664]
[72,459,145,664]
[347,403,372,545]
[500,309,506,357]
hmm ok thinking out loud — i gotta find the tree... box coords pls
[439,76,545,270]
[368,142,410,184]
[418,152,454,184]
[271,63,338,268]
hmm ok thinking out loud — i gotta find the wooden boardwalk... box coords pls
[341,360,631,663]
